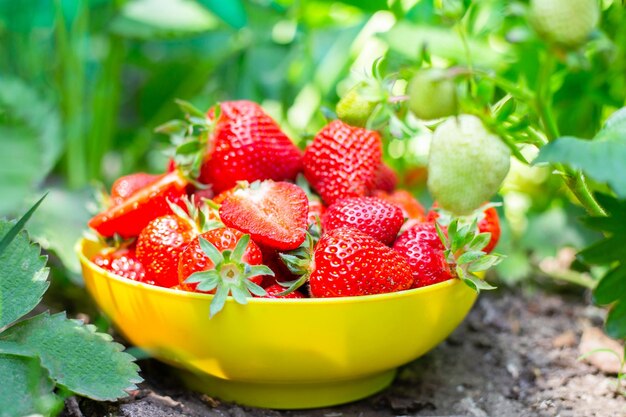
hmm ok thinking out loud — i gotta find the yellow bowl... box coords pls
[77,238,478,409]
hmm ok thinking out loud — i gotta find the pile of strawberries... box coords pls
[88,100,500,315]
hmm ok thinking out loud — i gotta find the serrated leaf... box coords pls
[534,128,626,199]
[593,265,626,306]
[606,300,626,339]
[0,313,142,401]
[0,220,49,329]
[0,354,56,417]
[0,194,46,256]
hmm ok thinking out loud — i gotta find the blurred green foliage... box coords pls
[0,0,624,293]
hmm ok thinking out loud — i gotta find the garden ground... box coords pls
[63,288,626,417]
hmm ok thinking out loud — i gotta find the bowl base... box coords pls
[178,369,397,409]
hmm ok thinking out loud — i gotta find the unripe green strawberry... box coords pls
[407,69,457,121]
[427,115,510,215]
[336,83,378,127]
[529,0,599,48]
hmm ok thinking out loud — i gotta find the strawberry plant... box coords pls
[0,197,141,416]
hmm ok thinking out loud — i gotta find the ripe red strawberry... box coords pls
[372,163,398,193]
[309,227,413,297]
[303,120,382,206]
[92,248,148,283]
[322,196,404,245]
[110,173,161,205]
[199,101,303,193]
[373,190,425,221]
[219,180,309,251]
[89,171,188,238]
[178,228,270,316]
[393,222,454,288]
[260,284,305,299]
[136,214,197,288]
[478,207,501,253]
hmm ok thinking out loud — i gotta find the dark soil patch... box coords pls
[63,289,626,417]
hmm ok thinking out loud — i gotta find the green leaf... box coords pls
[231,234,250,263]
[111,0,220,40]
[606,300,626,339]
[0,313,142,401]
[210,285,229,318]
[198,0,247,29]
[0,194,46,256]
[199,237,225,266]
[0,354,56,417]
[468,254,502,273]
[534,109,626,198]
[579,236,626,264]
[468,232,491,252]
[0,220,49,329]
[176,140,202,155]
[593,265,626,306]
[230,285,249,305]
[456,250,485,265]
[244,280,267,297]
[462,273,497,292]
[155,119,187,135]
[175,99,207,119]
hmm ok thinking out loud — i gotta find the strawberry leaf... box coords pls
[593,265,626,306]
[0,219,49,329]
[0,354,57,417]
[606,300,626,339]
[535,107,626,198]
[0,312,142,401]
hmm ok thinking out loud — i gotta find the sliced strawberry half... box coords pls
[89,171,188,238]
[219,180,309,251]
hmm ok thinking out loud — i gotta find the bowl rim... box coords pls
[76,237,462,305]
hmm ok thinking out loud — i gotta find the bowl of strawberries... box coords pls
[78,100,501,409]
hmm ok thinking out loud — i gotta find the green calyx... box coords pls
[184,234,271,317]
[277,231,317,296]
[435,217,503,293]
[167,196,223,234]
[155,99,221,184]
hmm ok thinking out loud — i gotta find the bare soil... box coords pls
[63,288,626,417]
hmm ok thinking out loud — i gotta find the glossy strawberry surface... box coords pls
[89,172,187,238]
[393,223,454,288]
[199,101,303,193]
[303,120,381,206]
[478,207,501,253]
[136,215,196,288]
[373,190,425,221]
[110,172,160,205]
[322,196,404,245]
[219,181,309,251]
[92,248,148,283]
[178,227,263,292]
[309,227,413,297]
